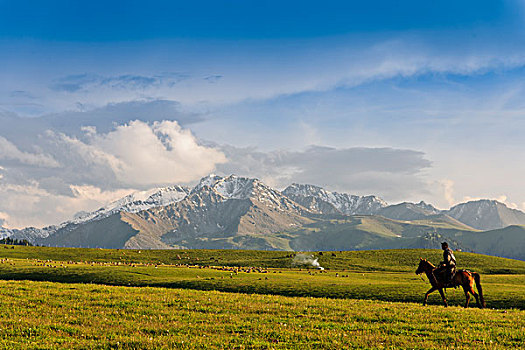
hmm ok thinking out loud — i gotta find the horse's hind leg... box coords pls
[462,285,471,308]
[471,286,480,308]
[423,287,436,306]
[465,279,481,307]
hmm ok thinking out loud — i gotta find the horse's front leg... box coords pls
[438,288,448,307]
[423,286,436,306]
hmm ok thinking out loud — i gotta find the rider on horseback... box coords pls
[435,242,456,286]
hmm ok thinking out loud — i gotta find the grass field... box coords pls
[0,246,524,348]
[1,245,525,273]
[0,280,523,349]
[0,246,524,309]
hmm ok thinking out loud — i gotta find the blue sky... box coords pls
[0,1,511,40]
[1,0,525,227]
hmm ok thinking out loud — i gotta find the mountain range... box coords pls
[4,175,525,260]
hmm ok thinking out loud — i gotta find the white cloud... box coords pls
[462,194,519,209]
[69,185,134,203]
[0,182,135,228]
[87,120,227,186]
[0,120,227,227]
[0,212,9,227]
[216,145,432,201]
[24,119,227,190]
[0,136,59,167]
[439,179,456,207]
[0,137,435,227]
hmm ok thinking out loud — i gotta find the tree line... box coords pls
[0,237,32,246]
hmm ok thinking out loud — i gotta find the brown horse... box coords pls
[416,258,485,308]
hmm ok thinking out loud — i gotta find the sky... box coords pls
[1,0,525,228]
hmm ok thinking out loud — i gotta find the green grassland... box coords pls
[0,246,524,348]
[2,245,525,273]
[0,280,523,349]
[1,246,524,309]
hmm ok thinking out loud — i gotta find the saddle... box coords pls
[434,268,459,288]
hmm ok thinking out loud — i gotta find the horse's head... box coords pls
[415,258,433,275]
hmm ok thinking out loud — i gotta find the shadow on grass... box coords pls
[1,270,522,310]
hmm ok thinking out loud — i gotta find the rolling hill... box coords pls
[448,225,525,260]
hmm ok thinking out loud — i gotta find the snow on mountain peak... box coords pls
[194,174,256,199]
[71,185,189,224]
[195,174,224,189]
[283,183,387,215]
[284,183,333,200]
[192,175,304,212]
[194,174,273,199]
[0,227,13,239]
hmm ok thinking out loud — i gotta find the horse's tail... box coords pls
[472,272,486,308]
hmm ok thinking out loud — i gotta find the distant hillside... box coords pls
[377,201,440,221]
[0,227,13,239]
[36,176,478,252]
[284,215,474,252]
[446,200,525,230]
[449,225,525,260]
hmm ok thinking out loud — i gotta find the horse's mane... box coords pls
[421,258,436,269]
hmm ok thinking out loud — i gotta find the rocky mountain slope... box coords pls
[445,200,525,230]
[377,201,441,221]
[4,175,525,260]
[284,184,524,232]
[39,175,314,250]
[72,185,189,224]
[282,183,387,215]
[0,227,13,239]
[11,185,189,242]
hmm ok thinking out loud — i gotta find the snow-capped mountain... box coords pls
[10,185,189,242]
[5,175,525,260]
[194,175,305,212]
[0,227,13,239]
[446,199,525,230]
[9,226,55,242]
[282,183,387,215]
[39,174,313,249]
[71,185,189,224]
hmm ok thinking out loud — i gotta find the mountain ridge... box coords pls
[445,199,525,230]
[282,183,387,215]
[4,174,525,260]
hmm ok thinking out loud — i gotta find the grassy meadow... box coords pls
[0,245,524,348]
[1,280,524,349]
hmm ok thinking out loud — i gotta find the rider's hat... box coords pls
[441,242,448,247]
